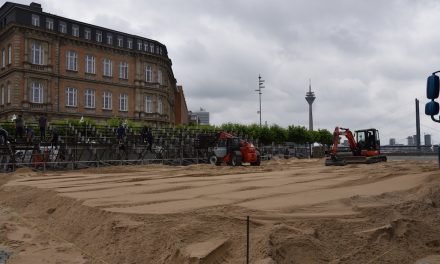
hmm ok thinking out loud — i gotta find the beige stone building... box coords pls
[0,2,185,125]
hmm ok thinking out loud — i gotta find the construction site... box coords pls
[0,155,440,263]
[2,1,440,263]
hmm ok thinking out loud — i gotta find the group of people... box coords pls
[13,114,58,145]
[11,116,154,151]
[116,124,154,151]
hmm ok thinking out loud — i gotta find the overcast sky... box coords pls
[11,0,440,144]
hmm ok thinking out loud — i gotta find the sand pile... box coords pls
[0,159,440,263]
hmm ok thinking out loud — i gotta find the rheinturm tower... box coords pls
[305,80,316,130]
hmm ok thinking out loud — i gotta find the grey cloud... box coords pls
[29,0,440,143]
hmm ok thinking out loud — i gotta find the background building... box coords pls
[424,134,432,146]
[389,138,396,146]
[174,85,188,125]
[407,136,415,146]
[0,2,185,125]
[192,108,209,125]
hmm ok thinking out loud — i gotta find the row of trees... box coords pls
[217,123,334,146]
[176,123,334,146]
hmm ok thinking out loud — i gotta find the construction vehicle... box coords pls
[325,127,387,166]
[196,132,261,166]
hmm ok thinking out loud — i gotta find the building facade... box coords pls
[0,2,183,125]
[174,85,188,125]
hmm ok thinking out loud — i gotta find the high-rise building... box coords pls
[407,136,414,146]
[0,2,184,125]
[424,134,432,146]
[193,108,209,125]
[305,79,315,130]
[389,138,396,146]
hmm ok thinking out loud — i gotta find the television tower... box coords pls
[305,79,316,130]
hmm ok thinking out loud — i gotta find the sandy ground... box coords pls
[1,158,440,263]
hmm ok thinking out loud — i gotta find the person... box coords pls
[38,115,47,141]
[26,127,34,144]
[140,126,148,143]
[0,127,9,145]
[51,127,59,148]
[116,124,126,151]
[116,124,126,142]
[15,114,24,140]
[146,128,153,151]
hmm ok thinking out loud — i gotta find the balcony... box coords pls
[138,112,169,121]
[23,62,53,73]
[22,102,52,112]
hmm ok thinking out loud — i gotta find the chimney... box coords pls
[29,3,42,12]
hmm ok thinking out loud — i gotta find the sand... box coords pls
[1,158,440,263]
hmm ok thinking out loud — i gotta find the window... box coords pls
[85,55,96,74]
[31,43,43,65]
[137,41,142,50]
[1,49,4,68]
[84,89,95,108]
[150,44,154,53]
[46,18,53,30]
[103,58,112,77]
[106,34,113,45]
[7,83,10,104]
[145,65,152,82]
[157,97,163,114]
[31,14,40,26]
[119,61,128,79]
[84,28,91,40]
[117,37,123,47]
[119,93,128,111]
[145,96,152,113]
[66,51,78,71]
[159,47,163,55]
[65,87,77,107]
[96,31,102,42]
[7,45,11,64]
[144,43,148,52]
[31,82,43,103]
[72,25,79,37]
[102,91,112,110]
[127,39,133,49]
[59,21,67,33]
[1,86,4,105]
[158,69,163,85]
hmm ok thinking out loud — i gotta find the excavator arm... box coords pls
[330,127,359,156]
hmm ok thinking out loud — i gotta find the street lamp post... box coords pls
[256,75,265,126]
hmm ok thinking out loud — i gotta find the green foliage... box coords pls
[317,129,334,146]
[287,125,308,144]
[270,124,287,144]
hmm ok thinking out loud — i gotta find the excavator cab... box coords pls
[355,129,380,152]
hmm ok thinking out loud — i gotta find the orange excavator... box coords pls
[325,127,387,166]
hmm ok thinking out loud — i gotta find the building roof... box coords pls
[0,1,168,57]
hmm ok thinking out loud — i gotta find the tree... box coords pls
[287,125,308,144]
[317,129,333,146]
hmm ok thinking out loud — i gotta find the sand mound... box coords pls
[1,159,440,263]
